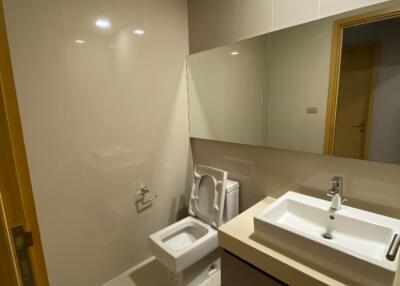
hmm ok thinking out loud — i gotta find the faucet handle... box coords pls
[326,191,335,198]
[330,180,339,188]
[331,176,343,186]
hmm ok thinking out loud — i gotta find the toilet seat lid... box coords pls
[188,165,227,228]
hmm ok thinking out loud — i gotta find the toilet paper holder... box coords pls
[136,185,157,205]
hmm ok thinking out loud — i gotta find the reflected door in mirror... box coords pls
[333,43,378,159]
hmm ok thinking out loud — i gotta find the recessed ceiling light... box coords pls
[133,29,145,35]
[75,39,85,44]
[230,51,240,56]
[95,18,111,29]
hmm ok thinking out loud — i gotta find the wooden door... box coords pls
[333,43,377,159]
[0,1,49,285]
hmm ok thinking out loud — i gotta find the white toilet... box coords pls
[149,165,239,286]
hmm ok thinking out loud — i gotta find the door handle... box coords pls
[12,225,35,286]
[352,123,366,132]
[351,123,366,128]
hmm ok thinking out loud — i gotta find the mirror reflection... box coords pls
[188,36,268,146]
[187,8,400,165]
[328,17,400,164]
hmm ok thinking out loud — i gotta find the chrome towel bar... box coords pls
[386,233,400,261]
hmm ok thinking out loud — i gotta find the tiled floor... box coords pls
[103,258,220,286]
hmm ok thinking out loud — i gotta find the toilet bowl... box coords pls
[149,165,239,285]
[149,216,218,274]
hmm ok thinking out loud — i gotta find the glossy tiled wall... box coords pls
[4,0,191,285]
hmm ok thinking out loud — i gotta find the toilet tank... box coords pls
[222,179,239,224]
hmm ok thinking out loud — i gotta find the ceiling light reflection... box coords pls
[95,18,111,29]
[133,29,145,35]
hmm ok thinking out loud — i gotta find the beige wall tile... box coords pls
[272,0,319,30]
[320,0,389,17]
[188,0,273,53]
[264,148,312,197]
[3,0,191,285]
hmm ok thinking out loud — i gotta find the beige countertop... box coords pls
[218,197,348,286]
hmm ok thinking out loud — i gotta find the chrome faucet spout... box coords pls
[327,176,345,210]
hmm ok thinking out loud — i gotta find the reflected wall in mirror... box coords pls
[187,6,400,165]
[187,36,268,146]
[266,18,333,154]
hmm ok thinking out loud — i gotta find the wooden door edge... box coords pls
[0,190,21,285]
[0,1,49,285]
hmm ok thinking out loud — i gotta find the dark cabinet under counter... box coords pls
[221,250,286,286]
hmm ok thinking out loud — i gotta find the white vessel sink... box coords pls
[254,191,400,286]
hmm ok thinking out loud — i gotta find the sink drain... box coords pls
[322,232,333,240]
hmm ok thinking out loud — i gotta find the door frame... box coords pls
[0,1,49,285]
[323,6,400,155]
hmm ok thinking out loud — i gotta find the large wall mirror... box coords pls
[187,5,400,165]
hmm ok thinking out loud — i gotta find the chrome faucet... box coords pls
[327,176,345,210]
